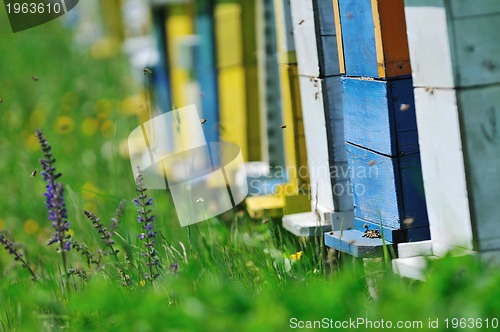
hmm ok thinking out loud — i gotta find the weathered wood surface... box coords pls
[342,77,419,156]
[335,0,411,78]
[291,0,341,77]
[458,85,500,251]
[283,212,331,237]
[298,75,335,212]
[346,143,428,230]
[412,87,474,251]
[324,230,392,258]
[405,0,500,88]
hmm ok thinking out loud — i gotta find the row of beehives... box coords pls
[145,0,500,272]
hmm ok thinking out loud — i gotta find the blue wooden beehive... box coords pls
[325,0,430,257]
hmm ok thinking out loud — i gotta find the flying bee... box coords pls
[399,103,410,111]
[0,98,3,103]
[368,160,376,166]
[31,169,37,177]
[200,118,207,124]
[348,240,355,245]
[280,124,287,129]
[262,218,270,224]
[315,92,320,100]
[403,217,414,227]
[195,197,204,203]
[298,19,305,25]
[31,76,39,81]
[143,68,152,75]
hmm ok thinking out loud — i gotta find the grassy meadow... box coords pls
[0,8,500,332]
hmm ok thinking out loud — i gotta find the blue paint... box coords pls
[324,230,392,258]
[151,7,172,114]
[342,77,419,156]
[322,77,352,211]
[323,77,348,163]
[347,143,402,228]
[195,1,219,145]
[319,35,342,77]
[399,153,429,228]
[313,0,336,36]
[346,143,429,230]
[338,0,378,77]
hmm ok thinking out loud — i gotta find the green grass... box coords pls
[1,8,500,332]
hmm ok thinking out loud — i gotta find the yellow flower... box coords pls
[29,108,47,127]
[81,182,99,199]
[55,116,75,134]
[100,119,114,138]
[290,251,303,262]
[61,92,78,112]
[68,229,75,237]
[139,280,146,287]
[23,219,40,235]
[120,94,146,116]
[0,218,5,230]
[83,201,98,214]
[24,133,40,152]
[82,118,99,137]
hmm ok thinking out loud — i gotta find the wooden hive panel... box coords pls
[194,1,219,144]
[314,0,336,35]
[342,77,419,156]
[291,0,341,77]
[457,84,500,251]
[346,143,428,230]
[335,0,412,79]
[405,0,500,88]
[298,75,335,212]
[214,2,243,69]
[411,87,474,251]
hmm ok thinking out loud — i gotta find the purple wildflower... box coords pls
[110,200,126,232]
[169,262,179,273]
[134,166,160,280]
[37,130,71,248]
[37,129,71,275]
[84,210,119,256]
[0,233,38,280]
